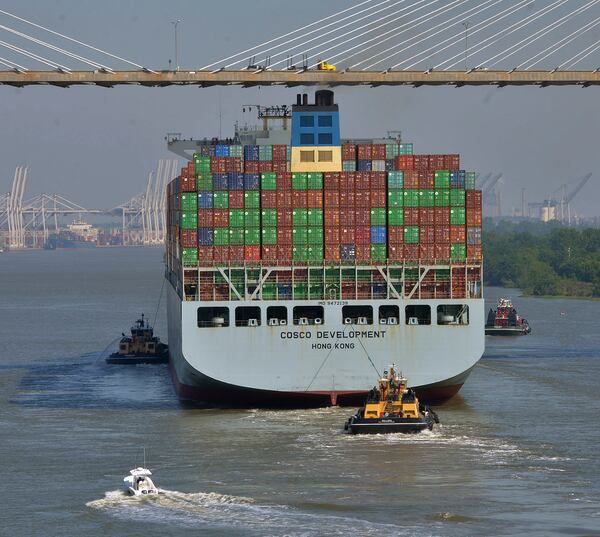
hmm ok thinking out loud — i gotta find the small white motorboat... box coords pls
[123,467,160,496]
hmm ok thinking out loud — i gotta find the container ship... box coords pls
[165,90,484,408]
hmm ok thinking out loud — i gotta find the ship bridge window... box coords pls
[197,307,230,328]
[235,306,262,327]
[378,305,399,325]
[300,115,314,127]
[342,305,373,325]
[293,306,324,325]
[300,133,315,145]
[437,305,469,325]
[267,306,288,326]
[318,115,333,127]
[318,133,333,145]
[405,305,431,326]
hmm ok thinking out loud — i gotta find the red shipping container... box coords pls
[395,155,415,171]
[356,244,371,261]
[355,172,370,190]
[277,245,292,260]
[372,144,386,160]
[244,161,259,173]
[339,190,355,207]
[443,154,460,169]
[404,207,420,225]
[258,161,273,173]
[277,209,293,227]
[371,190,386,207]
[276,172,292,190]
[466,208,482,227]
[355,190,370,207]
[211,157,227,173]
[420,244,435,260]
[420,225,435,244]
[324,190,339,208]
[467,245,483,261]
[229,191,244,208]
[388,245,403,260]
[198,209,214,227]
[325,208,340,226]
[197,246,213,262]
[181,176,196,192]
[340,227,355,242]
[277,190,292,208]
[277,226,292,245]
[403,170,420,189]
[324,172,340,190]
[186,161,194,172]
[419,208,435,226]
[245,245,261,262]
[229,246,245,261]
[214,209,229,227]
[388,226,404,244]
[325,227,340,243]
[434,207,450,225]
[355,226,371,244]
[272,144,287,161]
[181,229,198,247]
[435,244,450,259]
[370,171,387,190]
[307,190,323,208]
[466,191,483,208]
[213,246,229,262]
[418,171,435,189]
[325,245,341,261]
[357,144,373,160]
[413,155,429,171]
[450,225,466,244]
[261,191,277,208]
[262,246,278,261]
[342,144,357,160]
[403,244,420,260]
[355,208,370,225]
[339,172,356,191]
[272,160,288,174]
[226,158,243,173]
[435,225,450,243]
[339,208,355,226]
[292,191,307,207]
[428,155,444,170]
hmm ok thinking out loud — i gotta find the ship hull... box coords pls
[166,279,484,408]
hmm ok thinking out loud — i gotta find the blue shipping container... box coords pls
[213,173,229,190]
[357,160,372,171]
[198,191,213,208]
[198,227,214,246]
[243,173,260,190]
[215,144,230,157]
[450,170,465,188]
[371,226,387,244]
[228,173,244,190]
[244,145,260,161]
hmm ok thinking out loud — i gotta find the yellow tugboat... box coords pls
[345,366,439,434]
[106,314,169,365]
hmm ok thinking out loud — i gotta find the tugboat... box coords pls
[106,314,169,364]
[485,297,531,336]
[345,366,439,435]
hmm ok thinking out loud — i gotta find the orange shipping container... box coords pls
[466,208,482,226]
[467,245,483,261]
[450,225,466,244]
[395,155,415,171]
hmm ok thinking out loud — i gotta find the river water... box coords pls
[1,247,599,537]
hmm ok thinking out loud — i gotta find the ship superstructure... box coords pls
[165,91,484,407]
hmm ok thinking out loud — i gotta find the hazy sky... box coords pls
[1,0,600,216]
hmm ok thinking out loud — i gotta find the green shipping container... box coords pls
[292,209,308,227]
[196,177,213,191]
[342,160,356,172]
[308,245,324,260]
[261,172,277,190]
[228,228,244,245]
[229,145,243,158]
[451,244,466,260]
[434,170,450,189]
[244,191,260,208]
[307,172,323,189]
[385,143,400,160]
[370,208,386,225]
[450,207,466,225]
[245,210,260,227]
[435,189,450,207]
[292,227,308,245]
[419,190,435,207]
[309,283,324,299]
[229,209,245,228]
[404,189,420,207]
[258,145,273,161]
[180,212,197,229]
[388,171,404,189]
[450,189,466,207]
[181,193,197,211]
[181,248,198,266]
[307,209,323,226]
[292,172,308,190]
[261,227,277,245]
[213,191,229,209]
[371,244,387,262]
[465,171,476,190]
[388,208,404,226]
[307,226,324,245]
[388,189,403,207]
[404,226,419,244]
[245,228,260,246]
[399,143,413,155]
[214,228,229,246]
[293,280,308,297]
[261,208,277,227]
[262,282,277,300]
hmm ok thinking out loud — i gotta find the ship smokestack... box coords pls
[296,94,302,106]
[302,93,308,106]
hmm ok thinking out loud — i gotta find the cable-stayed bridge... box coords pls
[2,1,600,87]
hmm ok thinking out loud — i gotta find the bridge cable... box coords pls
[199,0,383,69]
[436,0,570,70]
[0,40,71,70]
[0,55,27,70]
[560,37,600,68]
[0,9,147,69]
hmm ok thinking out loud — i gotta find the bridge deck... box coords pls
[1,69,599,87]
